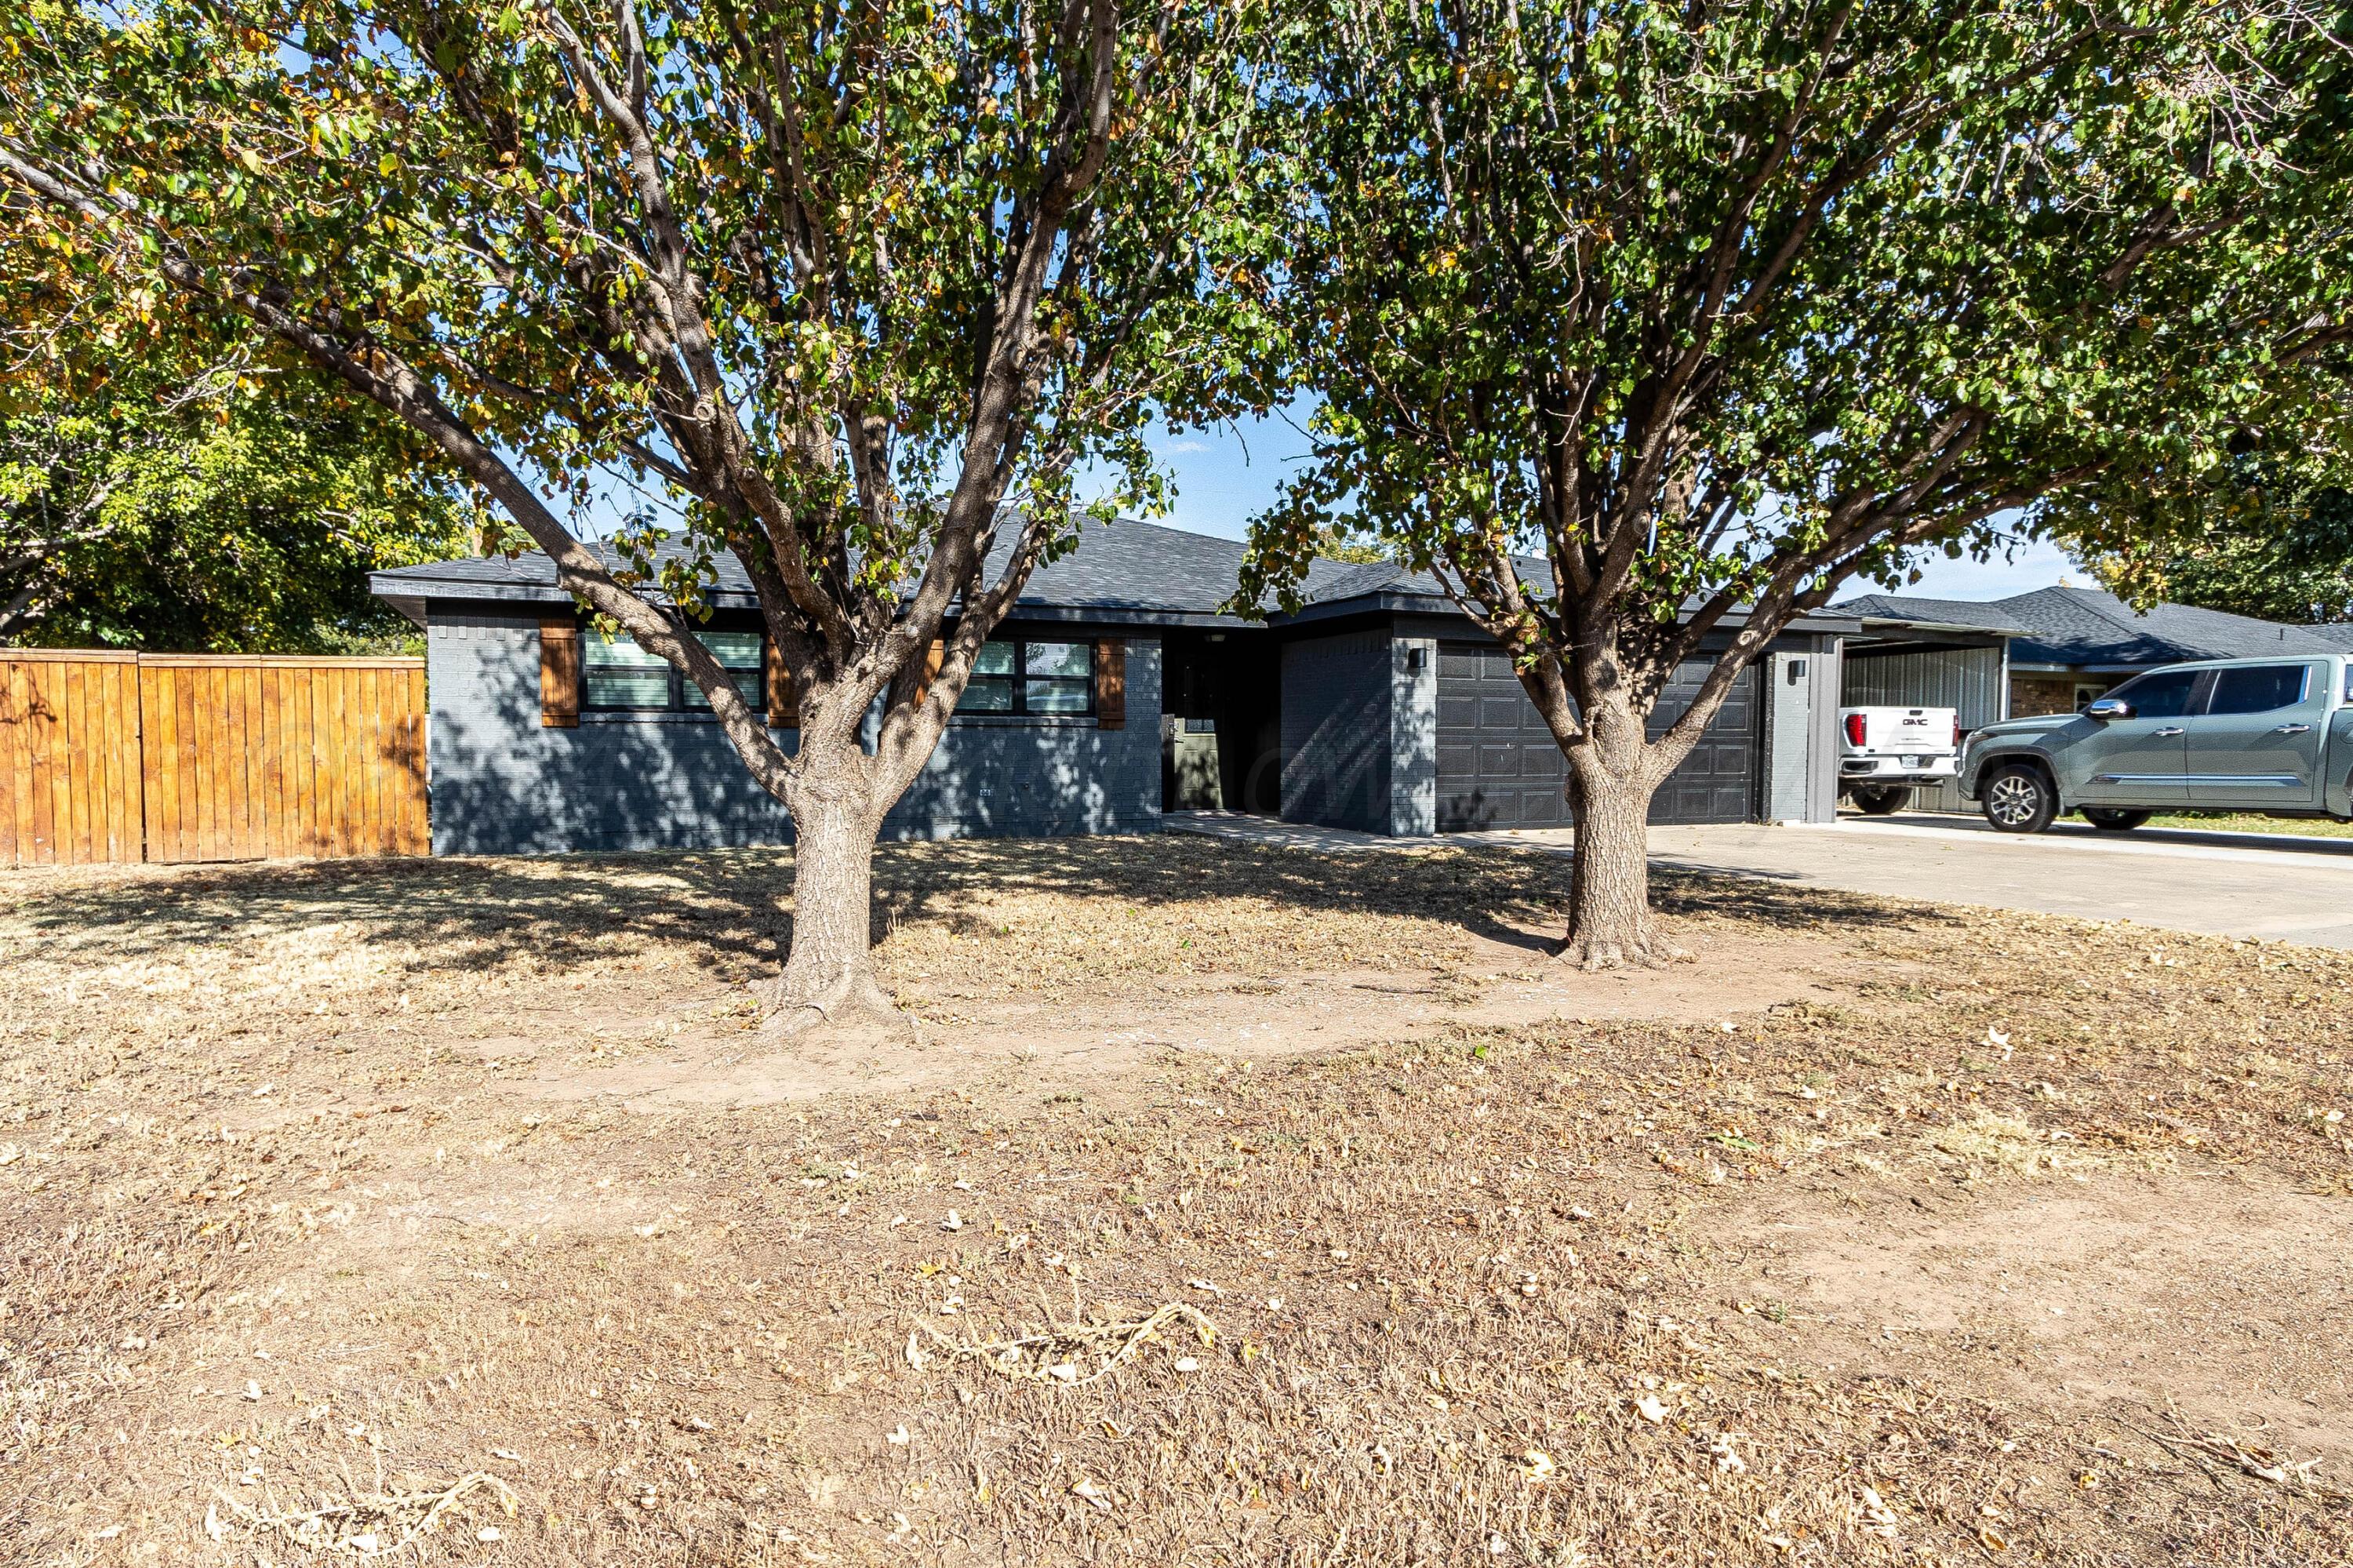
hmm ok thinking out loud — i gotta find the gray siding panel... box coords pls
[1842,646,2006,729]
[1281,631,1393,832]
[425,608,1162,855]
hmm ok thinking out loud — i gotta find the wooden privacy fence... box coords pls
[1,651,428,867]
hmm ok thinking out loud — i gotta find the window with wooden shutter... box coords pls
[1095,638,1126,729]
[912,640,947,707]
[766,637,798,728]
[539,613,580,728]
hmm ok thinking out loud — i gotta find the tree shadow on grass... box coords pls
[0,834,1958,986]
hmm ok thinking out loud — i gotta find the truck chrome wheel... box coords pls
[1982,767,2054,834]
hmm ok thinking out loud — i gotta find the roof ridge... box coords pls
[2013,584,2155,640]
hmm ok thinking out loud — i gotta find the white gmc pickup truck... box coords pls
[1838,705,1961,814]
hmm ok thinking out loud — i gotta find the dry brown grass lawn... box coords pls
[4,835,2351,1566]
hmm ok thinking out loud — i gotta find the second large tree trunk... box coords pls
[762,756,898,1036]
[1562,705,1675,970]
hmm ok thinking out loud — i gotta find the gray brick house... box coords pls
[371,518,1869,856]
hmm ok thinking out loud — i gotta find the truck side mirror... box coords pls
[2084,697,2133,721]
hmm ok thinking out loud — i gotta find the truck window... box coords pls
[2104,669,2200,719]
[2206,664,2311,715]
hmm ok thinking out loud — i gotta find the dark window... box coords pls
[2206,663,2311,716]
[2105,668,2200,719]
[955,638,1094,716]
[584,627,765,713]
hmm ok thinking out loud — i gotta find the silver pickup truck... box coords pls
[1960,654,2353,833]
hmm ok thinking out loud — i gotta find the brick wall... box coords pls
[2010,673,2108,718]
[424,606,1162,855]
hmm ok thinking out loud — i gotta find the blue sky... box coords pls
[1104,409,2085,603]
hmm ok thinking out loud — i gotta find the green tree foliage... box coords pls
[0,367,478,651]
[2,0,1283,1024]
[1241,0,2353,963]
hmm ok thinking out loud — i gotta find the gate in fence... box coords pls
[0,650,427,866]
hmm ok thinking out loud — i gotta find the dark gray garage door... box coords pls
[1435,646,1758,830]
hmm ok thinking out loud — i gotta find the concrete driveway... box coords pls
[1649,816,2353,949]
[1165,809,2353,950]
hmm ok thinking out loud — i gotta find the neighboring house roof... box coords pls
[2299,622,2353,651]
[373,516,1867,635]
[1832,585,2350,668]
[1828,593,2031,638]
[1995,585,2348,668]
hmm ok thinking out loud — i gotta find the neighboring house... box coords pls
[1836,586,2353,719]
[371,518,1881,857]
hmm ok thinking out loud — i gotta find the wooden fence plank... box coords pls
[402,669,429,854]
[102,661,128,860]
[36,664,65,865]
[187,668,215,864]
[0,662,25,864]
[288,668,316,855]
[5,662,29,864]
[357,669,379,856]
[327,664,348,847]
[304,668,329,854]
[220,666,246,860]
[147,667,173,863]
[278,668,303,857]
[139,668,167,863]
[98,663,126,860]
[162,667,189,864]
[355,668,377,856]
[227,666,253,860]
[62,660,90,864]
[237,666,261,858]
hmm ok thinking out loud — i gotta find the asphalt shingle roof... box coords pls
[1830,594,2031,636]
[1832,585,2348,667]
[373,516,1275,621]
[375,518,1867,633]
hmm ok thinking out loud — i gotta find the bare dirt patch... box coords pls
[555,918,1859,1111]
[5,835,2351,1566]
[1702,1174,2353,1455]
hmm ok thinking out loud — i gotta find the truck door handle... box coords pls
[2271,722,2314,735]
[2152,726,2185,738]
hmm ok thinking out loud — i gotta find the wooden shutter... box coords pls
[1095,638,1126,729]
[766,637,798,728]
[911,641,947,707]
[539,613,580,728]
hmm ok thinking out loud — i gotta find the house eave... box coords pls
[371,572,1257,630]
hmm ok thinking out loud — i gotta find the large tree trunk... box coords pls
[1562,700,1677,970]
[760,748,899,1037]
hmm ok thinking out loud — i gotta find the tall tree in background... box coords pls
[2060,453,2353,624]
[1242,0,2353,966]
[1,366,478,649]
[2,0,1282,1031]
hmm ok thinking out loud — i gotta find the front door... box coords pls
[2186,661,2326,809]
[2069,668,2203,806]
